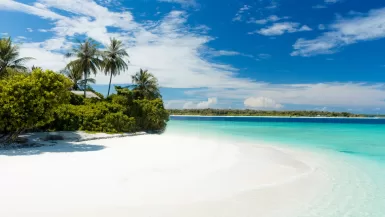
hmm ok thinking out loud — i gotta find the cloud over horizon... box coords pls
[2,0,385,111]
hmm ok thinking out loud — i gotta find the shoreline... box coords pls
[170,115,383,119]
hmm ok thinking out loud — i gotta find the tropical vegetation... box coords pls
[0,37,33,77]
[131,69,161,99]
[102,38,129,97]
[65,38,103,98]
[0,37,169,145]
[168,109,364,117]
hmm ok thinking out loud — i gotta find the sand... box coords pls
[0,133,331,217]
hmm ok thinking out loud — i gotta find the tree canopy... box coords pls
[0,37,33,77]
[0,69,72,143]
[102,38,129,97]
[0,37,169,145]
[131,69,161,100]
[65,38,102,97]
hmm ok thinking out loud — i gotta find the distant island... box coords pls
[168,109,382,118]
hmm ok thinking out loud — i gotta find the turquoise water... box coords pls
[166,118,385,217]
[167,119,385,160]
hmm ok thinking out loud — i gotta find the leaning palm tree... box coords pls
[131,69,161,99]
[61,64,96,90]
[65,38,102,97]
[0,37,33,77]
[102,38,129,97]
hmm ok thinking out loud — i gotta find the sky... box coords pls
[1,0,385,113]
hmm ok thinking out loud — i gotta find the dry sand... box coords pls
[0,133,331,217]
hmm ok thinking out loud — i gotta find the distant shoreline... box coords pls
[170,115,383,119]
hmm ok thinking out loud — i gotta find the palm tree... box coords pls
[131,69,161,99]
[65,38,102,97]
[0,37,33,77]
[102,38,129,97]
[61,64,96,90]
[31,65,42,71]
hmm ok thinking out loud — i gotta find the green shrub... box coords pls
[69,93,84,105]
[131,98,169,132]
[48,101,134,133]
[103,112,136,133]
[0,69,72,142]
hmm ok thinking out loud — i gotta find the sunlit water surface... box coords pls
[166,117,385,217]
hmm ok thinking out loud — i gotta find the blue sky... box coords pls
[1,0,385,113]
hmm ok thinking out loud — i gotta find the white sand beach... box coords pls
[0,133,332,217]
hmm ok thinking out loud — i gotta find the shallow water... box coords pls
[167,117,385,217]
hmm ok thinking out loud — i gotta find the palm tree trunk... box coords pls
[107,72,113,97]
[84,71,87,98]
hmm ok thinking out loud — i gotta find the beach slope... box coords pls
[0,134,329,217]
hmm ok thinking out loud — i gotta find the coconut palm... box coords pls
[0,37,33,77]
[102,38,129,97]
[61,64,96,90]
[131,69,161,99]
[65,38,102,97]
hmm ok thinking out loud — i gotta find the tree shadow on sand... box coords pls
[0,131,106,156]
[0,143,106,156]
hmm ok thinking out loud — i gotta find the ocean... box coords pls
[167,116,385,217]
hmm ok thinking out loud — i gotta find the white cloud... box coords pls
[291,7,385,56]
[3,0,385,110]
[313,0,342,9]
[185,82,385,108]
[158,0,197,7]
[324,0,341,3]
[26,28,33,32]
[183,98,218,109]
[248,15,289,25]
[252,22,312,36]
[258,53,271,59]
[210,50,241,56]
[318,24,326,30]
[203,48,254,58]
[313,5,327,9]
[182,101,196,109]
[197,97,218,109]
[315,106,328,111]
[265,0,279,9]
[233,5,251,22]
[244,97,283,109]
[0,0,258,89]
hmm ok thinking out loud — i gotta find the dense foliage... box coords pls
[46,86,168,133]
[168,109,364,117]
[0,37,169,145]
[0,71,169,144]
[131,69,161,99]
[47,100,136,133]
[0,69,72,142]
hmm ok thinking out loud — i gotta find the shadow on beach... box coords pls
[0,143,106,156]
[0,131,106,157]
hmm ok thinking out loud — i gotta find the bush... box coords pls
[69,93,84,105]
[48,101,134,133]
[131,98,169,132]
[110,87,169,132]
[103,112,136,133]
[0,69,72,142]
